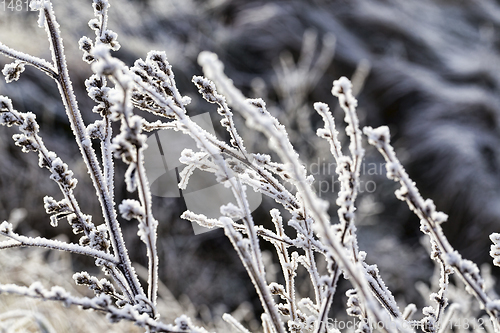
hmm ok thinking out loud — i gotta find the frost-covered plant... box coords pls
[1,1,500,333]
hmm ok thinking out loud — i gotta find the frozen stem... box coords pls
[364,125,500,330]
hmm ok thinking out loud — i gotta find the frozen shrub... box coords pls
[1,1,500,333]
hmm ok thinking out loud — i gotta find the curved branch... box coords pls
[40,3,145,302]
[0,42,57,79]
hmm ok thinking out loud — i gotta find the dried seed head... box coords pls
[2,61,25,83]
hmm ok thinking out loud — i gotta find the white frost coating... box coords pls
[0,221,12,233]
[364,263,402,318]
[490,233,500,244]
[0,96,13,111]
[221,216,286,333]
[331,77,363,173]
[364,126,390,147]
[87,120,106,140]
[127,57,284,329]
[385,162,400,180]
[315,81,381,330]
[222,313,252,333]
[192,75,247,155]
[2,61,26,83]
[91,45,123,77]
[45,0,145,309]
[182,211,292,247]
[220,202,243,218]
[199,53,312,211]
[364,124,498,327]
[119,199,144,221]
[331,76,352,98]
[402,303,417,320]
[92,0,110,16]
[178,150,217,190]
[102,52,160,308]
[0,282,202,332]
[43,196,71,226]
[29,0,49,28]
[29,0,47,11]
[19,112,38,134]
[487,300,500,312]
[0,226,117,264]
[181,211,218,229]
[4,1,499,331]
[91,43,111,60]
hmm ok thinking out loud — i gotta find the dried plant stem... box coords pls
[136,150,158,306]
[365,125,500,330]
[126,65,285,333]
[0,233,118,265]
[198,52,406,333]
[223,218,286,333]
[42,3,145,303]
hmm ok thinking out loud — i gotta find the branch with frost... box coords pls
[187,78,329,328]
[344,288,372,333]
[3,1,496,332]
[222,313,252,333]
[314,79,401,333]
[0,0,213,329]
[268,209,299,328]
[0,42,57,80]
[141,120,179,132]
[490,233,500,268]
[0,96,94,235]
[419,258,450,333]
[0,282,207,333]
[0,94,133,300]
[90,45,160,309]
[80,0,121,205]
[181,77,339,331]
[181,211,295,247]
[0,93,138,304]
[0,222,117,265]
[193,75,247,156]
[221,217,286,333]
[198,51,412,333]
[134,66,301,215]
[314,97,361,332]
[0,0,147,307]
[80,0,120,203]
[48,0,145,304]
[364,125,500,330]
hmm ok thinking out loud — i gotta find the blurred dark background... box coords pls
[1,0,500,325]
